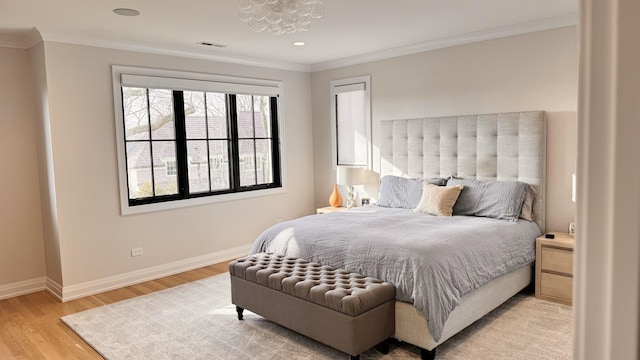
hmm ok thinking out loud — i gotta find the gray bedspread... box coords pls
[250,205,540,341]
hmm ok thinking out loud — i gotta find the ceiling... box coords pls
[0,0,578,71]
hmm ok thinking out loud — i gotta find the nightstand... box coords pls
[316,206,346,214]
[535,232,574,305]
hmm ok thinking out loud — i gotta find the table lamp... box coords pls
[336,166,365,209]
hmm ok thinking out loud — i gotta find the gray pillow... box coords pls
[378,176,424,209]
[446,178,528,221]
[426,177,448,186]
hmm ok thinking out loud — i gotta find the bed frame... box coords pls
[378,111,546,358]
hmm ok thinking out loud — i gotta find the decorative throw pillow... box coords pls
[446,178,528,221]
[378,175,425,209]
[520,184,537,221]
[413,183,464,216]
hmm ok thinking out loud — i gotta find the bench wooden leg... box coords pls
[236,306,244,320]
[420,347,436,360]
[374,339,390,354]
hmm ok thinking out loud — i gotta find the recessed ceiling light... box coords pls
[293,41,306,46]
[113,8,140,16]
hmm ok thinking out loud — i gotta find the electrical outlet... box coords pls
[568,222,576,237]
[131,247,143,257]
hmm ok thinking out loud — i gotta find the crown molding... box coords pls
[36,28,311,73]
[310,13,579,72]
[0,28,43,49]
[0,38,25,49]
[23,13,577,74]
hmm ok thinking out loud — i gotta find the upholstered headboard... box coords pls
[379,111,546,231]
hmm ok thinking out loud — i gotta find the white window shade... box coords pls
[121,74,281,96]
[333,82,365,94]
[330,75,371,169]
[336,89,367,166]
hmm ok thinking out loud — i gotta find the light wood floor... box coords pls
[0,261,232,360]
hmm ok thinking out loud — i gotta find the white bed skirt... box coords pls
[394,264,532,350]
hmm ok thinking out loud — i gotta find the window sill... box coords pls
[120,186,286,215]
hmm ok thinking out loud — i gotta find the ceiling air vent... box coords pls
[197,42,227,48]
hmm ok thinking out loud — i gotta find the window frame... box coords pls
[112,66,286,215]
[329,75,372,170]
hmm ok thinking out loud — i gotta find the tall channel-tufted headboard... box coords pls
[379,111,546,231]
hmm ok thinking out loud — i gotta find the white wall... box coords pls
[311,27,578,232]
[575,0,640,358]
[37,42,314,290]
[28,42,64,287]
[0,47,46,291]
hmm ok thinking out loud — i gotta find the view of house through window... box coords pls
[120,83,281,207]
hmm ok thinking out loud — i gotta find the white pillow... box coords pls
[413,183,464,216]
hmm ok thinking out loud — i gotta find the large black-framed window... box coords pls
[121,86,281,207]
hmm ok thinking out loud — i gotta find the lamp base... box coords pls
[346,185,355,209]
[568,222,576,237]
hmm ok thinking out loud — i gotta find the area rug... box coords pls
[61,273,572,359]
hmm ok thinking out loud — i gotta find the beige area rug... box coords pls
[61,273,572,360]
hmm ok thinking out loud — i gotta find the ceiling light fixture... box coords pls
[237,0,324,35]
[113,8,140,16]
[292,41,306,46]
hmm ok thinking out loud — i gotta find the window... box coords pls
[113,66,284,214]
[330,76,371,168]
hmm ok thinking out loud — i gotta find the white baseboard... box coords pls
[0,277,46,300]
[59,245,251,302]
[46,277,63,301]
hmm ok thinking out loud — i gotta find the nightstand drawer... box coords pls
[540,246,573,275]
[540,272,573,302]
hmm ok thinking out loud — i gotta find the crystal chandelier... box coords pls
[237,0,325,35]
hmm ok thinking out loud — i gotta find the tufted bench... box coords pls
[229,253,396,360]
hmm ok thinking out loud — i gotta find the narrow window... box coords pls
[330,76,371,168]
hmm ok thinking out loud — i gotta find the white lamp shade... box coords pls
[336,166,364,185]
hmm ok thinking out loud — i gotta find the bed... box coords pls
[250,111,546,358]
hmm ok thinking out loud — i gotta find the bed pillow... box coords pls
[377,175,424,209]
[446,178,528,221]
[413,183,464,216]
[519,184,537,221]
[426,177,448,186]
